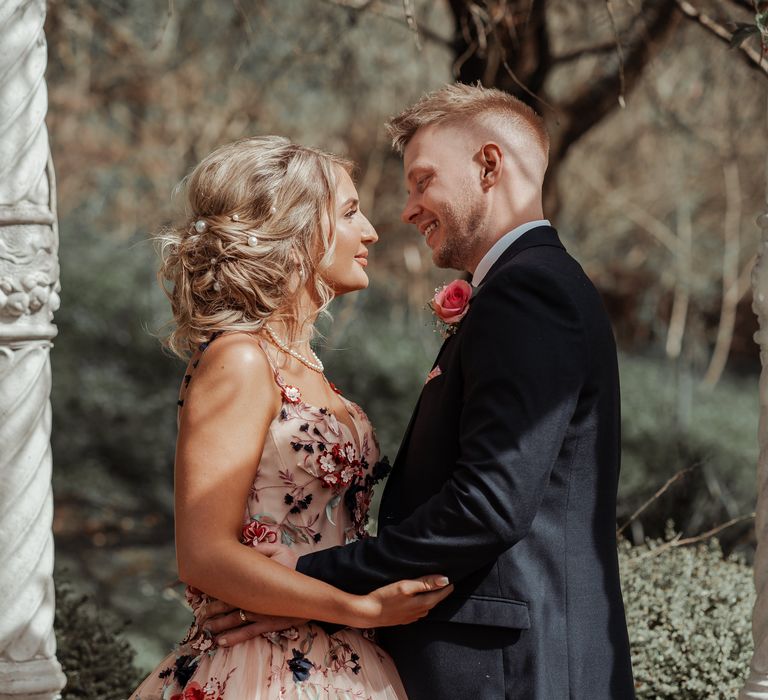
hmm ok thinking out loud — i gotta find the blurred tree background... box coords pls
[44,0,767,679]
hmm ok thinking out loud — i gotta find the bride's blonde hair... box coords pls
[157,136,353,358]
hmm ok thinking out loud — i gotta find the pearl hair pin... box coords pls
[265,326,324,373]
[271,206,277,214]
[194,219,207,233]
[248,235,259,247]
[232,214,240,222]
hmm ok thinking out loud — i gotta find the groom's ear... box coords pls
[478,143,503,191]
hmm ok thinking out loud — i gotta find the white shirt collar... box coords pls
[471,219,551,286]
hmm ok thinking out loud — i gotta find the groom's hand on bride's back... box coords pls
[199,599,306,648]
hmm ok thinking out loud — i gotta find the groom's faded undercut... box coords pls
[387,82,549,159]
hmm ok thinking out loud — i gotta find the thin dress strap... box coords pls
[256,338,304,404]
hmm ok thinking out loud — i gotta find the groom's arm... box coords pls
[297,263,588,593]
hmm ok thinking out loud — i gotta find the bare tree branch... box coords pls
[674,0,768,76]
[666,204,692,359]
[320,0,453,48]
[703,160,742,387]
[582,167,679,253]
[551,40,618,65]
[617,466,698,536]
[625,513,756,565]
[551,0,680,165]
[449,0,553,100]
[725,0,762,13]
[605,0,628,108]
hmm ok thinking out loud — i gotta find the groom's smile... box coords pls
[421,220,439,246]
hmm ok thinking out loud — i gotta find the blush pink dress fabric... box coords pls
[131,340,406,700]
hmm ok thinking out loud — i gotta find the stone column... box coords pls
[0,1,66,698]
[741,210,768,699]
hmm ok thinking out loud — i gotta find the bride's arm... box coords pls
[174,334,450,628]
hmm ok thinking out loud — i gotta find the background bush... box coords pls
[54,577,142,699]
[620,533,754,699]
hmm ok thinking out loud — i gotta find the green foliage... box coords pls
[618,354,758,538]
[620,533,754,698]
[51,222,180,512]
[54,577,142,699]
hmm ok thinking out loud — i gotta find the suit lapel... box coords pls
[386,227,564,499]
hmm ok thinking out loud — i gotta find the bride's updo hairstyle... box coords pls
[158,136,353,358]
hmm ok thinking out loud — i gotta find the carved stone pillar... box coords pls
[0,1,66,698]
[741,210,768,699]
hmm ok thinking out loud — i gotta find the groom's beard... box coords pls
[432,194,485,272]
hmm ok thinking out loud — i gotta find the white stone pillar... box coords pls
[0,1,66,698]
[741,210,768,699]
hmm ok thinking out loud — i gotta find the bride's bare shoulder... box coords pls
[187,331,276,398]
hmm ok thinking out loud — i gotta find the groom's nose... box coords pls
[401,196,420,225]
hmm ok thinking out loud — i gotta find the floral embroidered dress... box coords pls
[131,338,405,700]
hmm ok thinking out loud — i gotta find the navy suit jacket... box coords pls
[298,226,635,699]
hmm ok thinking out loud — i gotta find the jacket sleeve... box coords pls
[297,263,587,593]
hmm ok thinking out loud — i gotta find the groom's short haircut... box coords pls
[387,82,549,159]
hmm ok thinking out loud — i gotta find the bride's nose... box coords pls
[362,217,378,244]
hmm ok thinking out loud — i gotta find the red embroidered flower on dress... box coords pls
[241,519,278,546]
[170,683,205,700]
[352,488,372,531]
[316,441,363,491]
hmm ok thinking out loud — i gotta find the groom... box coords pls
[210,84,635,699]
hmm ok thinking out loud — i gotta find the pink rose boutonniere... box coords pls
[429,279,473,337]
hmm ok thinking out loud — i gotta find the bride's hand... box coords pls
[350,575,454,628]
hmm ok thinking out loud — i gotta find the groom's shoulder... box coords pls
[485,243,580,292]
[479,241,602,319]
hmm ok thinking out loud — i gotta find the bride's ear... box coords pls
[478,143,503,191]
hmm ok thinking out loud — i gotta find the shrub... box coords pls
[620,532,754,699]
[54,577,142,699]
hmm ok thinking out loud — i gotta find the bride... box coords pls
[131,136,452,699]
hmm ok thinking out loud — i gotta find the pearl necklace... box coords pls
[265,326,324,373]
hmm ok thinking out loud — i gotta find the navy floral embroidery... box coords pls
[158,654,198,686]
[345,456,392,537]
[287,648,315,682]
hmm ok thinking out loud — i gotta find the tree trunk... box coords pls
[741,210,768,698]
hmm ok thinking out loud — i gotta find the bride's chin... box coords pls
[331,276,369,296]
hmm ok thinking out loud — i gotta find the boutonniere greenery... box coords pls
[428,279,473,338]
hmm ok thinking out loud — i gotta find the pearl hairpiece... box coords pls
[194,219,207,233]
[247,235,259,247]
